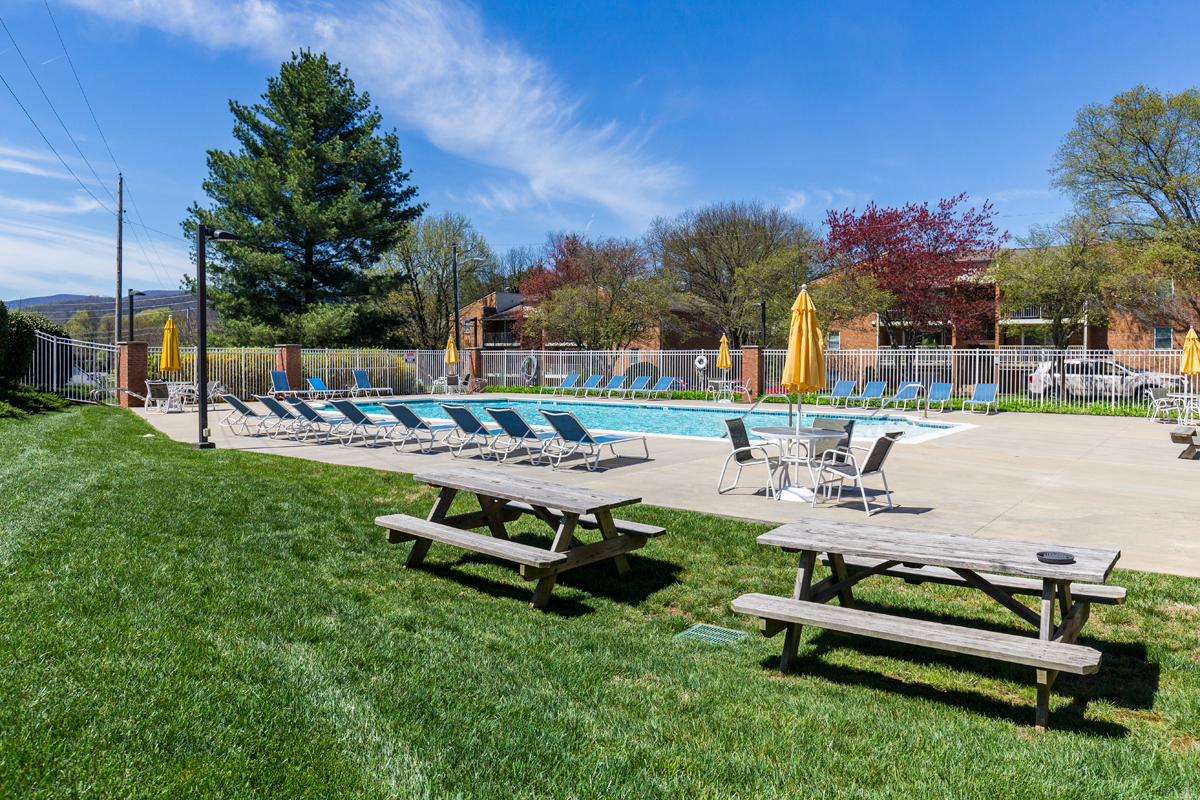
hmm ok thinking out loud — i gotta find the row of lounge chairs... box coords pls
[218,396,648,471]
[539,374,676,399]
[813,380,998,414]
[267,370,396,399]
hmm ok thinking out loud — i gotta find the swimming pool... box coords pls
[350,397,969,443]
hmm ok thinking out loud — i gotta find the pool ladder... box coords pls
[720,394,794,437]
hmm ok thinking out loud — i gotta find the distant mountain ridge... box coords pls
[3,289,183,309]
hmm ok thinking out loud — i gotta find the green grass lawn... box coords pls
[2,407,1198,799]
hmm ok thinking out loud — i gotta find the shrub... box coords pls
[0,310,68,385]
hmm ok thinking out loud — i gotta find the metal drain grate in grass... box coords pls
[675,623,747,646]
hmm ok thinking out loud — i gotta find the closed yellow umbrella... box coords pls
[1183,328,1200,376]
[159,316,181,373]
[780,285,824,432]
[717,334,733,371]
[444,332,460,367]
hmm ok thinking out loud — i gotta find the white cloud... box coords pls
[0,212,190,299]
[990,188,1058,203]
[0,193,103,215]
[781,186,871,215]
[0,143,73,180]
[63,0,682,223]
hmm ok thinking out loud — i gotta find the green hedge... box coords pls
[0,305,68,386]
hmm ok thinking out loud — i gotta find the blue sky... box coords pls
[2,0,1198,301]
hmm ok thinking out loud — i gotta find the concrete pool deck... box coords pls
[135,395,1200,577]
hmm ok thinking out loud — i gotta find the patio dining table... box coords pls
[750,426,847,502]
[1168,393,1200,423]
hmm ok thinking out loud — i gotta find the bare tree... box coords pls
[648,201,819,347]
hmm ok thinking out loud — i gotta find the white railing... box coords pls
[482,349,743,392]
[300,348,447,396]
[147,347,276,399]
[27,336,1193,413]
[26,331,118,401]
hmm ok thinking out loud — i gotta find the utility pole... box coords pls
[114,174,123,344]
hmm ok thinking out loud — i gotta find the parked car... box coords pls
[1027,358,1183,401]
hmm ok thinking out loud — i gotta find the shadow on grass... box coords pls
[752,612,1158,736]
[415,545,683,618]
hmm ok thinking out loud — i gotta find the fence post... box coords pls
[742,345,762,400]
[275,343,302,391]
[118,341,148,407]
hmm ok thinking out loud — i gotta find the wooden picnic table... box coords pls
[375,468,665,609]
[731,519,1125,729]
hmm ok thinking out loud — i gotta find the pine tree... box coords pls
[186,51,423,329]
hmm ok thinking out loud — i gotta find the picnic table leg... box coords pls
[407,487,458,568]
[780,549,817,673]
[529,513,578,610]
[826,553,856,609]
[593,509,631,576]
[476,494,510,541]
[1035,579,1059,730]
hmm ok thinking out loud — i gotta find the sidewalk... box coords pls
[135,396,1200,577]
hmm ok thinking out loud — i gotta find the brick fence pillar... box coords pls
[275,344,302,391]
[742,345,762,400]
[118,341,148,408]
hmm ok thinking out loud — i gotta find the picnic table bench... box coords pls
[376,468,665,609]
[731,519,1124,729]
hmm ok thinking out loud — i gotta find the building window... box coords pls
[1155,278,1175,297]
[692,317,700,333]
[826,331,841,350]
[1154,326,1174,349]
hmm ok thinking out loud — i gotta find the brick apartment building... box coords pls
[455,291,725,351]
[822,255,1199,352]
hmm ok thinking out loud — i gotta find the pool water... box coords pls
[351,397,966,443]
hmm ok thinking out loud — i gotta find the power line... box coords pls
[0,68,114,215]
[41,3,177,280]
[0,14,115,204]
[41,1,119,170]
[124,209,167,289]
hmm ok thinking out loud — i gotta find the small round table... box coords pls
[750,426,847,502]
[1168,393,1200,423]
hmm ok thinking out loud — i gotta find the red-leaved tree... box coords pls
[512,232,584,347]
[823,194,1006,345]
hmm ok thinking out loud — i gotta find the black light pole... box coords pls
[452,244,461,351]
[127,289,145,341]
[753,301,767,347]
[194,224,242,450]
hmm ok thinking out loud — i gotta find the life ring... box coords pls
[694,354,708,370]
[520,354,538,384]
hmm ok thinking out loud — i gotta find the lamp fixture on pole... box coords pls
[451,245,488,351]
[127,290,146,342]
[752,301,767,348]
[194,225,242,450]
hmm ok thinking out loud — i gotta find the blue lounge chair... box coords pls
[351,369,393,397]
[485,406,557,464]
[306,377,341,399]
[880,382,923,410]
[847,381,887,408]
[815,380,856,407]
[254,394,306,438]
[539,409,649,470]
[329,399,401,446]
[963,383,999,414]
[270,369,304,397]
[380,402,457,452]
[283,397,349,443]
[592,375,626,397]
[540,374,579,395]
[568,375,604,397]
[610,375,650,398]
[219,394,282,436]
[635,376,675,400]
[440,403,503,458]
[925,382,953,412]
